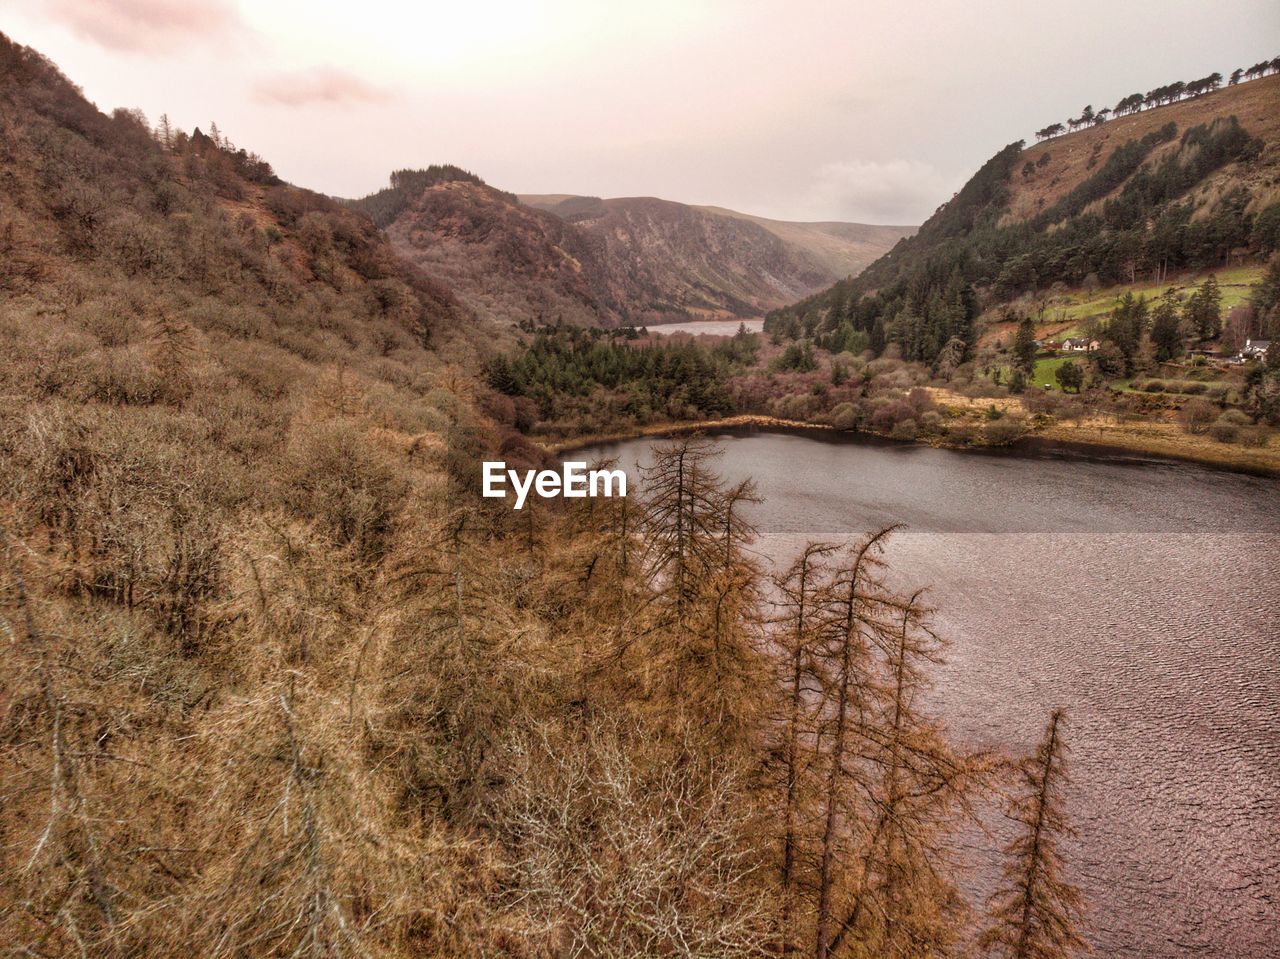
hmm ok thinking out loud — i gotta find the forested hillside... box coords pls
[767,72,1280,367]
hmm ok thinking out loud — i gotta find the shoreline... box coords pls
[539,415,1280,478]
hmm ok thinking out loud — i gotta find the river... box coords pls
[565,428,1280,959]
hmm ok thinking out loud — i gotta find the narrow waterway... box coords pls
[567,429,1280,959]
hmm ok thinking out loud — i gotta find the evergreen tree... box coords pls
[1054,361,1084,393]
[1184,275,1223,340]
[1150,294,1185,361]
[1013,316,1039,375]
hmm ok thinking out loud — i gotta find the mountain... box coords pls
[349,173,911,330]
[766,72,1280,364]
[521,193,914,319]
[352,171,651,328]
[0,36,471,372]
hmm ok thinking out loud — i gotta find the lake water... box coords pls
[566,429,1280,959]
[647,317,765,336]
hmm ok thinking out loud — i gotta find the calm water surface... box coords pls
[647,317,764,336]
[567,430,1280,959]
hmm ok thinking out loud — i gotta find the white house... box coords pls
[1240,337,1271,361]
[1062,338,1100,353]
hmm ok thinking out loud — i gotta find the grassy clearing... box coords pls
[1032,355,1075,390]
[980,264,1265,345]
[1052,264,1261,328]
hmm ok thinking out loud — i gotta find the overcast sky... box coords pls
[4,0,1277,223]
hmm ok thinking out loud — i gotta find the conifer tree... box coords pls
[771,541,838,945]
[982,710,1086,959]
[1013,317,1039,375]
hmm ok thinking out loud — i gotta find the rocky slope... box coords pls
[522,193,913,320]
[350,171,912,330]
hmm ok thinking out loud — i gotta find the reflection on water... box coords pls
[647,317,764,337]
[568,429,1280,959]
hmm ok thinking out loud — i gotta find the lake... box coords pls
[565,429,1280,959]
[647,317,765,336]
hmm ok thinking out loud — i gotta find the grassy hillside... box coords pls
[979,263,1266,346]
[767,71,1280,369]
[1006,74,1280,224]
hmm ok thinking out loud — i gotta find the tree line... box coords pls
[487,324,755,434]
[1034,54,1279,141]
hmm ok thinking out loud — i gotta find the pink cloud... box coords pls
[252,66,392,107]
[46,0,244,53]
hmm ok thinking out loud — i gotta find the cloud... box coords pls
[45,0,244,53]
[804,158,961,224]
[252,66,392,107]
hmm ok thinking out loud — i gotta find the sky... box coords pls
[3,0,1277,224]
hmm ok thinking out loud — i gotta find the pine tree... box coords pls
[1150,294,1184,361]
[1013,316,1038,375]
[156,112,173,149]
[982,710,1086,959]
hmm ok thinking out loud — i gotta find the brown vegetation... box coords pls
[0,31,1091,958]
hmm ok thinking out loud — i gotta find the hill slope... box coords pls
[522,193,913,318]
[355,174,657,328]
[767,73,1280,365]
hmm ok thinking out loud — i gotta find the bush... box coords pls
[1239,426,1270,448]
[890,418,918,441]
[983,416,1029,446]
[1142,380,1165,393]
[1208,411,1250,444]
[1209,419,1240,443]
[828,401,860,431]
[1179,398,1218,434]
[918,410,944,434]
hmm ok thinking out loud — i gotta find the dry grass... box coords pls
[1006,73,1280,224]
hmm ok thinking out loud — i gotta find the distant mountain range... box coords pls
[347,173,912,329]
[521,194,914,320]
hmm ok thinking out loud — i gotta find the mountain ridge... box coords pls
[521,192,914,313]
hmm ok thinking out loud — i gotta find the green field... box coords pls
[1032,355,1077,390]
[1043,264,1263,338]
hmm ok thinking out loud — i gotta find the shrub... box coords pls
[890,418,918,441]
[1179,398,1218,434]
[983,416,1029,446]
[829,401,860,431]
[1142,380,1165,393]
[1239,426,1270,448]
[1208,411,1250,444]
[1209,419,1240,443]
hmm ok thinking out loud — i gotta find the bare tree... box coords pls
[982,710,1087,959]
